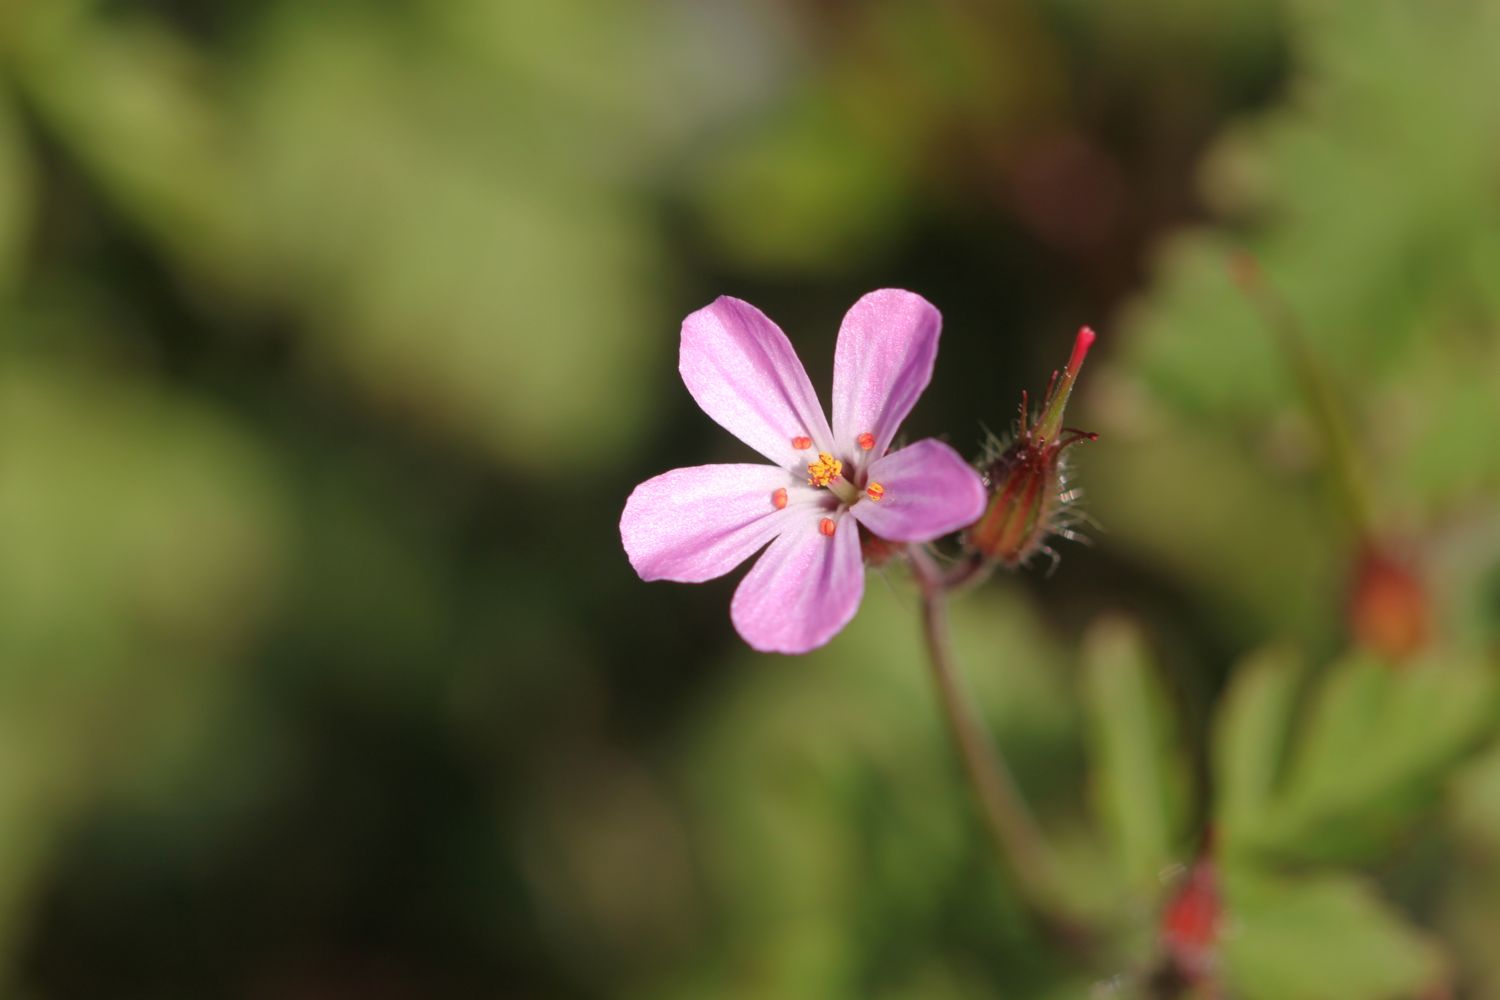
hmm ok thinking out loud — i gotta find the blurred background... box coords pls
[2,0,1499,996]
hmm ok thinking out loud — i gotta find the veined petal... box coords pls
[850,439,986,543]
[731,511,864,654]
[680,297,833,470]
[831,289,940,461]
[622,464,812,582]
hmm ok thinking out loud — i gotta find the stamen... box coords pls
[791,435,813,450]
[807,452,843,487]
[772,487,788,510]
[819,517,836,537]
[866,481,885,502]
[857,432,875,450]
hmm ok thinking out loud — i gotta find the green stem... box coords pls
[908,546,1073,924]
[1234,256,1374,538]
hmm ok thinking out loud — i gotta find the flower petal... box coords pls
[731,511,864,654]
[831,289,941,461]
[679,297,833,470]
[849,439,987,542]
[621,464,812,582]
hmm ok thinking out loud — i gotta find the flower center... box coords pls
[806,451,860,505]
[806,452,842,487]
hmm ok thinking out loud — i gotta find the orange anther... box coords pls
[819,517,836,537]
[806,452,843,488]
[857,432,875,450]
[772,487,788,510]
[866,481,885,502]
[791,436,813,450]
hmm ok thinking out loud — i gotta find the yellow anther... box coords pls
[866,481,885,502]
[806,452,843,488]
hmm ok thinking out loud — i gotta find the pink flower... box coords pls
[620,290,987,654]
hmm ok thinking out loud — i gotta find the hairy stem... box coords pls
[908,546,1073,924]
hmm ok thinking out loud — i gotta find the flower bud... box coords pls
[1159,852,1222,988]
[1348,542,1429,662]
[966,327,1097,568]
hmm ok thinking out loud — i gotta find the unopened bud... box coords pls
[966,327,1098,568]
[1160,852,1222,987]
[1348,543,1429,662]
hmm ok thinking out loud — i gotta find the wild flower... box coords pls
[620,290,986,653]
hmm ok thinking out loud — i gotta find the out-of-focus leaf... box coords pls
[0,353,285,986]
[1109,0,1500,645]
[1374,336,1500,513]
[431,0,776,172]
[673,582,1100,998]
[1221,868,1442,1000]
[0,90,32,297]
[1145,0,1500,402]
[13,0,741,473]
[1449,739,1500,853]
[1440,741,1500,998]
[1081,395,1337,645]
[0,361,283,676]
[686,0,1067,275]
[11,0,255,290]
[1080,618,1188,891]
[1220,652,1493,861]
[687,91,910,274]
[1275,655,1492,856]
[1212,646,1299,854]
[240,5,675,472]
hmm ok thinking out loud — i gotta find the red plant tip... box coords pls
[1067,326,1096,375]
[1349,544,1430,662]
[1160,855,1222,986]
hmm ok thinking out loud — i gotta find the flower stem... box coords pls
[908,546,1074,926]
[1230,253,1374,538]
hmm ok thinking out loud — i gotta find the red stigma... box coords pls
[1067,326,1096,375]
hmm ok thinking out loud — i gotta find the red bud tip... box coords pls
[1349,544,1429,662]
[1067,327,1096,375]
[1160,855,1222,986]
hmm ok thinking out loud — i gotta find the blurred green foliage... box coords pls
[0,0,1497,997]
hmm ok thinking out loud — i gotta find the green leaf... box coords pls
[0,354,287,985]
[1280,655,1491,856]
[675,582,1095,996]
[0,356,286,679]
[240,5,673,473]
[11,0,253,286]
[1222,868,1442,1000]
[0,90,33,297]
[1218,651,1494,861]
[1213,646,1300,855]
[1081,618,1187,891]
